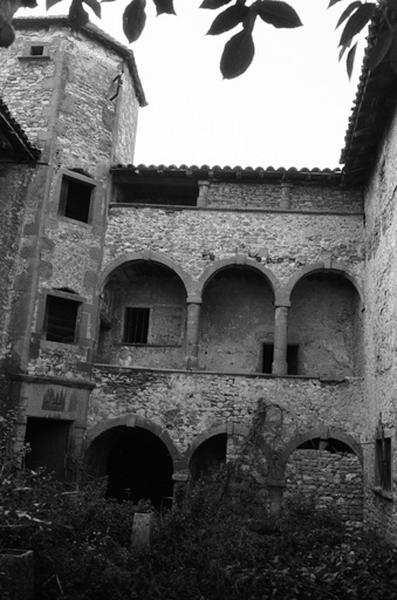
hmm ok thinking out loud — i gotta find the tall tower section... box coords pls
[0,17,145,478]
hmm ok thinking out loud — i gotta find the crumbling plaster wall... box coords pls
[99,270,186,368]
[289,273,363,378]
[362,104,397,539]
[199,269,274,372]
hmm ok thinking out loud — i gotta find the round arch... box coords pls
[196,255,281,300]
[281,426,363,468]
[85,413,183,470]
[283,263,364,305]
[184,422,249,463]
[98,250,194,298]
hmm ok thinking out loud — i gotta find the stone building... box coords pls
[0,15,396,536]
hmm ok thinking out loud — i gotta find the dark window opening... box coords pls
[117,179,198,206]
[25,417,70,481]
[375,437,392,491]
[262,344,274,374]
[287,344,299,375]
[30,45,44,56]
[123,307,150,344]
[59,176,93,223]
[298,437,355,454]
[44,295,80,343]
[262,343,299,374]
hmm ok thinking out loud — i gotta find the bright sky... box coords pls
[17,0,363,168]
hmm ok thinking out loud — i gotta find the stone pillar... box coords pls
[172,471,189,506]
[185,298,201,369]
[197,180,210,207]
[272,303,290,375]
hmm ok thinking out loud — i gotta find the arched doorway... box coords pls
[86,425,174,507]
[189,434,227,482]
[283,436,363,526]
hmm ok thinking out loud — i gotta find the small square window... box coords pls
[30,45,44,56]
[375,436,392,491]
[44,295,80,344]
[59,176,94,223]
[123,308,150,344]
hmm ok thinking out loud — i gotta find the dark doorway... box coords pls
[86,426,174,507]
[24,417,71,480]
[190,434,227,481]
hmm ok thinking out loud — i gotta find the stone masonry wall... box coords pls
[363,103,397,540]
[0,165,36,361]
[205,181,363,212]
[0,23,139,170]
[284,449,363,526]
[90,367,364,454]
[104,205,364,285]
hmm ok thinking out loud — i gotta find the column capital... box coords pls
[274,301,291,309]
[187,295,202,304]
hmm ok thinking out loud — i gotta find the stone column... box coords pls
[197,180,210,207]
[272,303,290,375]
[185,298,201,369]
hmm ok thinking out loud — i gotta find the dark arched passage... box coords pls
[189,433,227,481]
[86,425,174,507]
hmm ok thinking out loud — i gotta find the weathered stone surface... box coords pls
[284,449,363,527]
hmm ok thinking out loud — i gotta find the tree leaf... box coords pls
[336,1,361,29]
[200,0,232,11]
[207,4,249,35]
[69,0,89,28]
[46,0,63,9]
[256,1,302,29]
[220,29,255,78]
[83,0,101,18]
[367,28,393,71]
[123,0,146,43]
[0,16,14,47]
[339,3,376,48]
[346,42,357,78]
[389,39,397,73]
[152,0,175,15]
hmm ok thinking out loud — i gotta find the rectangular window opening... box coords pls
[261,344,299,375]
[376,437,392,491]
[30,45,44,56]
[59,176,93,223]
[45,295,80,344]
[123,307,150,344]
[287,344,299,375]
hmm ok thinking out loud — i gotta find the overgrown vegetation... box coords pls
[1,414,397,599]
